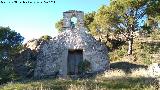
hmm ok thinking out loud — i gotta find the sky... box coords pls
[0,0,110,43]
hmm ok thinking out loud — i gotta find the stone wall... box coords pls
[34,29,110,78]
[34,10,109,78]
[13,39,48,78]
[63,10,84,30]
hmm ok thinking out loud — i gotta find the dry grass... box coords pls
[1,62,160,90]
[129,68,149,77]
[1,77,158,90]
[103,69,126,78]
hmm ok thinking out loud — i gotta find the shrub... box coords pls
[140,43,160,54]
[39,35,52,41]
[0,60,18,84]
[136,52,152,65]
[150,30,160,40]
[78,60,91,74]
[109,45,127,61]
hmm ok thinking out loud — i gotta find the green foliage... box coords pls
[95,0,148,55]
[78,60,91,73]
[39,35,52,41]
[0,61,18,84]
[0,27,24,49]
[84,12,96,33]
[136,51,152,65]
[146,0,160,21]
[150,30,160,40]
[107,39,126,51]
[0,26,24,84]
[132,42,158,65]
[135,42,160,65]
[0,77,157,90]
[54,0,160,55]
[142,0,160,30]
[140,24,152,34]
[109,45,127,61]
[108,39,160,65]
[55,19,76,32]
[140,43,160,54]
[55,19,63,32]
[84,12,96,27]
[0,26,24,60]
[116,49,127,57]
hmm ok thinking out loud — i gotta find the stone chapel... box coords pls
[34,10,110,78]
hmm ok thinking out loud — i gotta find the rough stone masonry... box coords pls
[34,10,110,78]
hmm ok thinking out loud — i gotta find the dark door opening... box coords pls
[67,50,83,75]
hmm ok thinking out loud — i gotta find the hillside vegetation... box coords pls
[109,30,160,65]
[1,0,160,89]
[0,75,159,90]
[0,31,160,90]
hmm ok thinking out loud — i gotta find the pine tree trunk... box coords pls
[128,38,133,55]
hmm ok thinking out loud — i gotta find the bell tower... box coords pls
[63,10,84,30]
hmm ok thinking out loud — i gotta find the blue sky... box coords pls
[0,0,109,42]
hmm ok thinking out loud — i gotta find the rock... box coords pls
[148,63,160,77]
[24,39,45,51]
[13,48,36,78]
[13,39,47,78]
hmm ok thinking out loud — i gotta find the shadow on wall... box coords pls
[13,48,37,79]
[110,62,148,73]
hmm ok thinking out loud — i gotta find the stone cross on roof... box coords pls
[63,10,84,30]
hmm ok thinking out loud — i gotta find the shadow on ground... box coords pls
[110,62,148,73]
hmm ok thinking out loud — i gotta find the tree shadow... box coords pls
[110,61,148,73]
[108,39,126,51]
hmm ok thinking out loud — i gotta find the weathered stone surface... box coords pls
[13,48,36,78]
[24,39,44,51]
[34,29,110,78]
[14,10,110,79]
[13,39,46,78]
[148,63,160,77]
[34,10,110,78]
[63,10,84,30]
